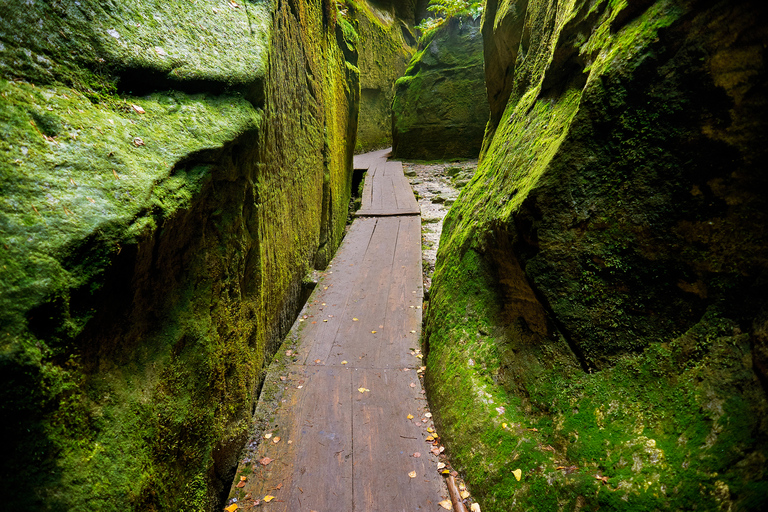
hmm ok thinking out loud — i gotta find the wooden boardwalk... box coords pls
[227,150,448,511]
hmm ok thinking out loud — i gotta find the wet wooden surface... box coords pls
[228,150,447,511]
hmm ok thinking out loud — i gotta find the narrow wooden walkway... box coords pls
[228,150,447,511]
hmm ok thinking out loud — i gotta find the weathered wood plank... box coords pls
[227,149,446,512]
[352,368,445,511]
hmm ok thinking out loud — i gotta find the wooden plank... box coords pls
[325,217,400,368]
[300,217,378,365]
[352,368,446,511]
[228,148,446,512]
[232,365,352,511]
[282,367,352,511]
[353,147,391,170]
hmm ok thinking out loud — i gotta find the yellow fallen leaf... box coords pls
[460,490,470,499]
[439,500,453,510]
[264,433,272,439]
[471,503,482,512]
[358,387,369,393]
[408,470,417,478]
[224,505,238,512]
[263,495,275,502]
[425,435,434,442]
[513,468,522,481]
[371,330,377,334]
[427,427,435,433]
[502,423,508,429]
[407,414,414,419]
[416,354,424,359]
[240,476,247,481]
[410,330,416,333]
[353,318,358,321]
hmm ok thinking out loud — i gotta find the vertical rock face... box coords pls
[349,0,416,152]
[392,17,489,159]
[0,0,358,509]
[426,0,768,510]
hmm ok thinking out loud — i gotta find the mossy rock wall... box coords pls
[0,0,358,509]
[392,17,489,159]
[425,0,768,510]
[349,0,416,153]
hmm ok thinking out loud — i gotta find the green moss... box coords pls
[425,0,768,509]
[391,17,488,159]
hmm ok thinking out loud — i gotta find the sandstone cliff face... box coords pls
[425,0,768,510]
[392,17,489,159]
[350,0,416,152]
[0,0,357,509]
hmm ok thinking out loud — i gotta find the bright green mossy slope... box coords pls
[0,0,358,509]
[392,16,489,159]
[347,0,416,153]
[426,0,768,510]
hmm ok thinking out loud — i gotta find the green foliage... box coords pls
[415,0,483,39]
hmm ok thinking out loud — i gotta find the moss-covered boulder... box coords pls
[0,0,358,509]
[392,16,489,159]
[425,0,768,510]
[348,0,416,152]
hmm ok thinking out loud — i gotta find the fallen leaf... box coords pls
[425,435,435,442]
[502,423,508,429]
[471,503,482,512]
[595,474,609,484]
[437,462,446,470]
[133,137,145,146]
[431,447,440,456]
[358,387,369,393]
[272,437,280,444]
[410,382,416,388]
[315,359,322,363]
[379,325,384,329]
[224,504,238,512]
[408,471,417,478]
[425,412,432,418]
[407,414,414,420]
[275,483,283,490]
[264,433,272,439]
[512,468,522,481]
[496,406,506,415]
[371,330,377,334]
[236,480,246,488]
[341,360,348,365]
[438,500,452,510]
[440,468,450,475]
[259,457,273,466]
[427,427,435,433]
[410,330,416,333]
[413,452,421,458]
[353,317,358,321]
[323,319,328,322]
[263,495,275,502]
[416,354,424,359]
[131,104,145,114]
[460,490,470,499]
[240,476,247,481]
[285,350,293,356]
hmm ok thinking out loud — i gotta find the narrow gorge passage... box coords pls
[227,150,449,510]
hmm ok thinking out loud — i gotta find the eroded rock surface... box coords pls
[392,16,489,159]
[350,0,417,152]
[0,0,358,509]
[425,0,768,510]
